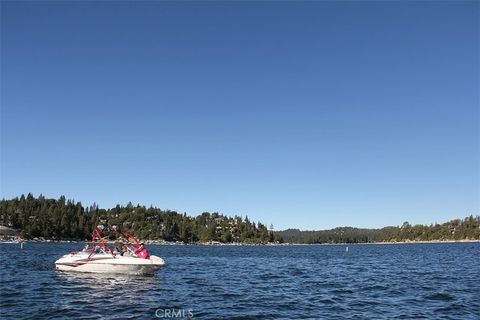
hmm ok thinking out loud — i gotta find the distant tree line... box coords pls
[0,194,281,243]
[1,194,478,244]
[276,217,480,243]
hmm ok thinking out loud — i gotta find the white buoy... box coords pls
[346,246,348,252]
[20,242,24,249]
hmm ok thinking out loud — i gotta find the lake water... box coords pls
[0,242,479,319]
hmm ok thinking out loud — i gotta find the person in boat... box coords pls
[82,240,90,252]
[121,245,130,256]
[134,243,150,259]
[113,242,123,255]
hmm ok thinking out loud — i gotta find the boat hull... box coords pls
[55,252,165,275]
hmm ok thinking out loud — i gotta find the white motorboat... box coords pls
[55,251,165,275]
[55,225,165,275]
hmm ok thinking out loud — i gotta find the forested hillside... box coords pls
[1,194,478,243]
[0,194,278,243]
[277,216,480,243]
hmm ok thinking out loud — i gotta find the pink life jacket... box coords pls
[134,247,150,259]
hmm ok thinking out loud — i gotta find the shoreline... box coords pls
[1,238,478,245]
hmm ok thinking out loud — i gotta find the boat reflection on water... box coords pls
[54,270,160,290]
[54,269,162,313]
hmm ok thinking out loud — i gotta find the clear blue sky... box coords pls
[1,1,478,230]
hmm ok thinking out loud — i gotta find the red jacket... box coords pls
[134,247,150,259]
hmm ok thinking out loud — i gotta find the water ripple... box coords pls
[0,243,479,319]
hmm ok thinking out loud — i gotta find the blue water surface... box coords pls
[1,242,479,319]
